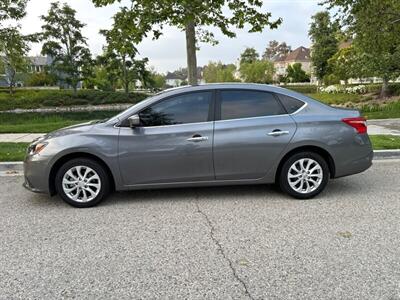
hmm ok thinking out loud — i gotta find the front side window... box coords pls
[139,92,212,127]
[219,90,286,120]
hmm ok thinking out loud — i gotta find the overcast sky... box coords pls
[20,0,324,73]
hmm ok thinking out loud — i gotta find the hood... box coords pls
[43,121,95,140]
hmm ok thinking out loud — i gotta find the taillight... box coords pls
[342,117,367,134]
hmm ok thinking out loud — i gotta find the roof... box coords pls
[107,83,328,124]
[284,46,310,62]
[27,56,50,66]
[271,54,287,62]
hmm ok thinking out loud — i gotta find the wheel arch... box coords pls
[48,152,116,196]
[275,145,336,182]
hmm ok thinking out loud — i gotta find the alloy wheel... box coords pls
[287,158,323,194]
[62,166,101,202]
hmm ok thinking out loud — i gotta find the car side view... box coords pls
[23,84,373,207]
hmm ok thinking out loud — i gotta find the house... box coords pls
[272,46,311,80]
[0,56,52,87]
[165,67,205,87]
[165,71,186,87]
[26,56,52,73]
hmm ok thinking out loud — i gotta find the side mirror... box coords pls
[128,114,140,128]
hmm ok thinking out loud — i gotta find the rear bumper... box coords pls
[334,151,373,178]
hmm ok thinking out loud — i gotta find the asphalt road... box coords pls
[1,160,400,300]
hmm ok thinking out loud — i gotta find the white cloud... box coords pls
[21,0,322,73]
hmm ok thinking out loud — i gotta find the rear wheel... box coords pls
[279,151,329,199]
[55,158,110,208]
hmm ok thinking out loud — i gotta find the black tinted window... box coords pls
[277,94,305,114]
[140,92,211,126]
[220,90,285,120]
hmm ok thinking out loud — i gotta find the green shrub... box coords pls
[388,84,400,96]
[283,85,318,94]
[0,89,149,111]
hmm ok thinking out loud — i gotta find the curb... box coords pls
[0,162,23,173]
[373,149,400,160]
[1,150,400,173]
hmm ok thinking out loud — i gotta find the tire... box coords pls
[55,158,110,208]
[278,151,330,199]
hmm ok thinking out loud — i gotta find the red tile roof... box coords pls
[284,46,310,62]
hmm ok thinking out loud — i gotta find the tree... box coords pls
[240,48,259,65]
[0,28,30,93]
[92,0,282,85]
[240,60,274,83]
[262,40,291,60]
[309,11,339,83]
[0,0,37,93]
[145,69,166,90]
[324,0,400,97]
[40,2,93,93]
[100,9,152,93]
[327,46,365,84]
[26,71,57,87]
[203,62,238,83]
[84,64,118,91]
[286,63,310,83]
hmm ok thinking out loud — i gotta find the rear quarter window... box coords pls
[276,94,305,114]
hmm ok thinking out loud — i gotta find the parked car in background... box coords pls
[24,84,373,207]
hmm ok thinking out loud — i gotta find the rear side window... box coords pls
[219,90,285,120]
[277,94,305,114]
[139,92,211,126]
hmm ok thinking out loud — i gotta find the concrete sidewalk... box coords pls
[0,133,45,143]
[367,119,400,136]
[0,118,400,143]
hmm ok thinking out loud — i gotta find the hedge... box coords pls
[282,85,318,94]
[0,89,149,111]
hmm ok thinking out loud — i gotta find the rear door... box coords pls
[213,89,296,180]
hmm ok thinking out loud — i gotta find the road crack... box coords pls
[195,201,256,300]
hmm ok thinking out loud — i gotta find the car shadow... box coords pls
[25,177,364,208]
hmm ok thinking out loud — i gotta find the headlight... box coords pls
[28,142,48,155]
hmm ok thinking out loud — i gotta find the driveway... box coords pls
[1,160,400,299]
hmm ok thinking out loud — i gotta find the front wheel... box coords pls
[279,152,330,199]
[55,158,110,208]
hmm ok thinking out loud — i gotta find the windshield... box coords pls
[106,94,159,123]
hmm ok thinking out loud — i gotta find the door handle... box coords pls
[267,130,289,137]
[187,136,209,142]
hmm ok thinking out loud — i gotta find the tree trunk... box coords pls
[122,57,129,94]
[185,21,198,85]
[379,76,389,98]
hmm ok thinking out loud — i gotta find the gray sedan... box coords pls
[23,84,373,207]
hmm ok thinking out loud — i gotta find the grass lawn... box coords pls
[0,135,399,162]
[0,143,29,161]
[0,111,118,133]
[307,93,400,119]
[307,93,364,105]
[369,135,400,150]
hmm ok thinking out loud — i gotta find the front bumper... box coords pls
[23,155,51,194]
[22,178,46,193]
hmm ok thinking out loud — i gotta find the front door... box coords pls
[213,89,296,180]
[118,91,215,185]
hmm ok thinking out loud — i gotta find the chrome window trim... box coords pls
[118,120,214,130]
[214,113,290,123]
[114,90,308,128]
[289,102,308,115]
